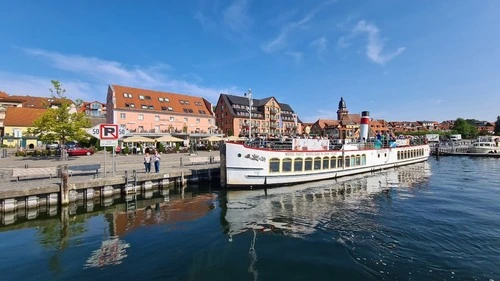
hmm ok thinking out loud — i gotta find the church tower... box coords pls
[337,97,348,120]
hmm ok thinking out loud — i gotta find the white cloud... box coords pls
[261,12,315,53]
[0,72,98,101]
[310,37,328,58]
[285,51,303,63]
[341,20,405,64]
[302,109,338,122]
[0,48,232,104]
[223,0,252,32]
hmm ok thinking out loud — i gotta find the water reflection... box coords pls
[222,162,431,238]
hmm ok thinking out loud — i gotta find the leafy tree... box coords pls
[452,118,478,139]
[29,80,91,145]
[495,116,500,135]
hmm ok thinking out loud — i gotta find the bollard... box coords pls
[59,164,70,205]
[180,157,183,166]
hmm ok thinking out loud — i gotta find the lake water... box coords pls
[0,156,499,281]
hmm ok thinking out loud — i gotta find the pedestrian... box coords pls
[153,149,161,173]
[144,151,152,173]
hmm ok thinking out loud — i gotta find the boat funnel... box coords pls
[360,111,370,142]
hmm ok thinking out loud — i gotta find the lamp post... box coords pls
[244,89,253,139]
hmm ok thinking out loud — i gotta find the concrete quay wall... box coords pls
[0,150,221,213]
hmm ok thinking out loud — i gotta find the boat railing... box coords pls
[244,138,427,151]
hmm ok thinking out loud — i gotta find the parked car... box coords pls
[66,147,94,156]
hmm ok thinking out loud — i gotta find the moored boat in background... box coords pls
[467,136,499,154]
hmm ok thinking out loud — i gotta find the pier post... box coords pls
[59,164,70,206]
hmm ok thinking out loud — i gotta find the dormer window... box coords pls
[159,97,164,102]
[123,93,133,98]
[139,95,145,100]
[167,107,173,111]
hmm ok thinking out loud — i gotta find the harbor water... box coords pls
[0,157,499,280]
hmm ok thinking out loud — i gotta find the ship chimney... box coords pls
[360,111,370,142]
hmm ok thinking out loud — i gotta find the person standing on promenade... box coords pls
[153,150,161,173]
[144,151,152,173]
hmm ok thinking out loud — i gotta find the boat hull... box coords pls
[221,142,430,187]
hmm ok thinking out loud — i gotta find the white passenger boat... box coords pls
[220,138,430,188]
[467,136,499,154]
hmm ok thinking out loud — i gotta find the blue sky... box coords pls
[1,0,499,123]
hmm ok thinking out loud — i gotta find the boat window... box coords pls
[355,155,361,166]
[269,158,280,173]
[304,157,313,171]
[282,158,292,172]
[323,157,330,169]
[337,157,343,168]
[344,156,350,167]
[361,154,366,165]
[397,151,400,160]
[314,157,322,170]
[330,157,336,169]
[294,158,303,172]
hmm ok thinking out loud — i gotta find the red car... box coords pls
[67,147,95,156]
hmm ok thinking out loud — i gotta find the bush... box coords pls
[123,146,130,154]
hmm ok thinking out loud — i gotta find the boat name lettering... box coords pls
[244,154,266,162]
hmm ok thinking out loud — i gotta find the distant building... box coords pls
[214,94,301,137]
[106,85,215,135]
[80,100,107,126]
[0,93,76,137]
[2,107,46,148]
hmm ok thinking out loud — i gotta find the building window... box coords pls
[138,114,144,120]
[184,117,188,123]
[195,102,202,106]
[123,93,132,98]
[145,96,151,100]
[165,98,170,102]
[183,108,189,113]
[120,113,126,119]
[168,107,173,111]
[169,116,175,122]
[155,115,160,122]
[159,97,164,102]
[141,105,147,109]
[161,106,167,110]
[148,105,154,110]
[139,95,145,100]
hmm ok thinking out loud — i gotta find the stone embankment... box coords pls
[0,150,221,213]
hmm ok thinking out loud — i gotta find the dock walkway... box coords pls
[0,150,221,202]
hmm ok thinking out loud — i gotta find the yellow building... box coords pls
[2,107,46,148]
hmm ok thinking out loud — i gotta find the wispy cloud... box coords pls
[285,51,303,63]
[1,48,234,103]
[339,20,405,64]
[310,37,328,58]
[222,0,252,32]
[261,11,316,53]
[303,109,338,122]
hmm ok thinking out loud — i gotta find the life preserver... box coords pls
[424,139,428,144]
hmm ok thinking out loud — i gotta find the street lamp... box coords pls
[244,89,253,139]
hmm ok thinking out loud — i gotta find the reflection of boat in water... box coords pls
[223,162,431,237]
[467,136,499,154]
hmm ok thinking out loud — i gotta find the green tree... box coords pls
[29,80,91,144]
[495,116,500,135]
[452,118,478,139]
